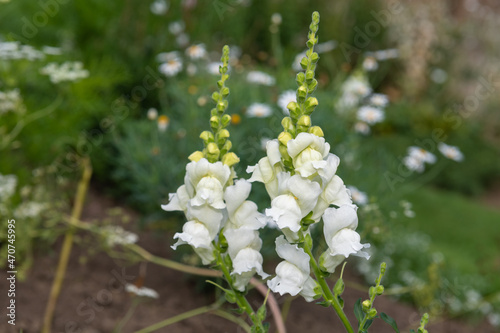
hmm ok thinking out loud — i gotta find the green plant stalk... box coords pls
[133,302,220,333]
[303,242,354,333]
[113,298,140,333]
[212,309,252,333]
[214,249,266,332]
[42,157,92,333]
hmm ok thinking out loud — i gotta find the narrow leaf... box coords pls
[381,312,400,332]
[354,298,364,325]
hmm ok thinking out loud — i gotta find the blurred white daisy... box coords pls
[147,108,158,120]
[185,44,207,60]
[277,90,296,115]
[292,51,307,72]
[438,143,464,162]
[159,56,183,77]
[315,40,337,54]
[347,186,368,206]
[362,56,378,71]
[368,93,389,108]
[403,155,425,173]
[246,103,273,118]
[354,122,370,135]
[408,146,436,164]
[176,33,190,47]
[150,0,169,15]
[206,62,224,75]
[246,71,275,86]
[357,106,385,125]
[168,21,185,35]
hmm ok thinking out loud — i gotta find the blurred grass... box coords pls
[406,187,500,287]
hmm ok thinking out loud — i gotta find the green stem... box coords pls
[114,298,140,333]
[303,242,354,333]
[212,309,252,333]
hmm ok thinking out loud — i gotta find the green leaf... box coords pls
[410,330,416,333]
[316,300,332,307]
[354,298,364,326]
[381,312,400,332]
[257,302,267,322]
[363,319,373,330]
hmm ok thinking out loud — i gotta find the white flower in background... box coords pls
[347,186,368,206]
[271,13,282,25]
[408,146,436,164]
[157,115,169,132]
[150,0,169,15]
[320,206,370,273]
[0,89,23,114]
[354,122,370,135]
[176,33,190,47]
[287,132,330,178]
[147,108,158,120]
[438,142,464,162]
[125,284,159,299]
[0,41,44,61]
[403,155,425,173]
[246,103,273,118]
[265,172,321,241]
[247,140,285,199]
[246,71,276,86]
[368,93,389,108]
[101,226,138,246]
[400,200,416,218]
[292,51,307,72]
[336,75,372,111]
[14,202,47,219]
[362,56,378,71]
[488,313,500,327]
[159,56,183,77]
[267,236,319,302]
[430,68,447,84]
[369,49,399,60]
[0,173,17,201]
[42,46,62,55]
[40,62,89,83]
[315,40,337,54]
[357,106,385,125]
[185,43,207,60]
[186,63,197,76]
[224,227,268,291]
[168,20,185,35]
[206,62,223,75]
[156,51,179,63]
[277,90,296,115]
[260,137,271,150]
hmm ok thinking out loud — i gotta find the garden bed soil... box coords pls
[0,188,496,333]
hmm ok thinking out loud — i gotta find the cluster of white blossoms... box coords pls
[40,61,89,83]
[336,74,372,112]
[247,132,370,299]
[0,89,23,114]
[403,146,436,173]
[438,142,464,162]
[355,92,389,132]
[0,41,45,61]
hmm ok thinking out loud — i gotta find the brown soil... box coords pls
[0,189,497,333]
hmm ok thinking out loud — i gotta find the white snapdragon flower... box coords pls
[267,236,319,302]
[171,219,217,265]
[438,143,464,162]
[224,179,265,230]
[287,132,330,178]
[246,103,273,118]
[319,206,370,273]
[277,90,296,115]
[224,228,268,291]
[265,172,321,241]
[357,106,385,125]
[246,71,276,86]
[247,140,284,199]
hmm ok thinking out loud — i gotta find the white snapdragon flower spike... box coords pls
[438,142,464,162]
[247,140,284,199]
[246,103,273,118]
[265,172,321,241]
[267,236,319,302]
[357,106,385,125]
[287,132,330,178]
[224,227,268,291]
[320,205,370,273]
[171,219,216,265]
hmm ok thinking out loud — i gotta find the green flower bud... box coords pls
[305,70,315,82]
[221,114,231,127]
[217,80,224,88]
[210,115,219,130]
[218,129,230,139]
[333,278,345,296]
[188,151,204,162]
[281,116,293,131]
[310,52,319,63]
[211,108,218,117]
[296,72,305,85]
[300,56,308,70]
[308,79,318,92]
[297,86,308,102]
[362,299,371,312]
[375,285,385,295]
[207,142,220,157]
[217,101,226,113]
[369,286,375,298]
[279,144,291,161]
[380,262,387,275]
[368,308,377,319]
[287,101,301,119]
[212,91,220,103]
[312,11,320,24]
[199,130,214,143]
[221,86,230,97]
[222,152,239,167]
[221,140,232,153]
[278,131,293,146]
[308,126,324,137]
[297,115,311,128]
[306,39,315,49]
